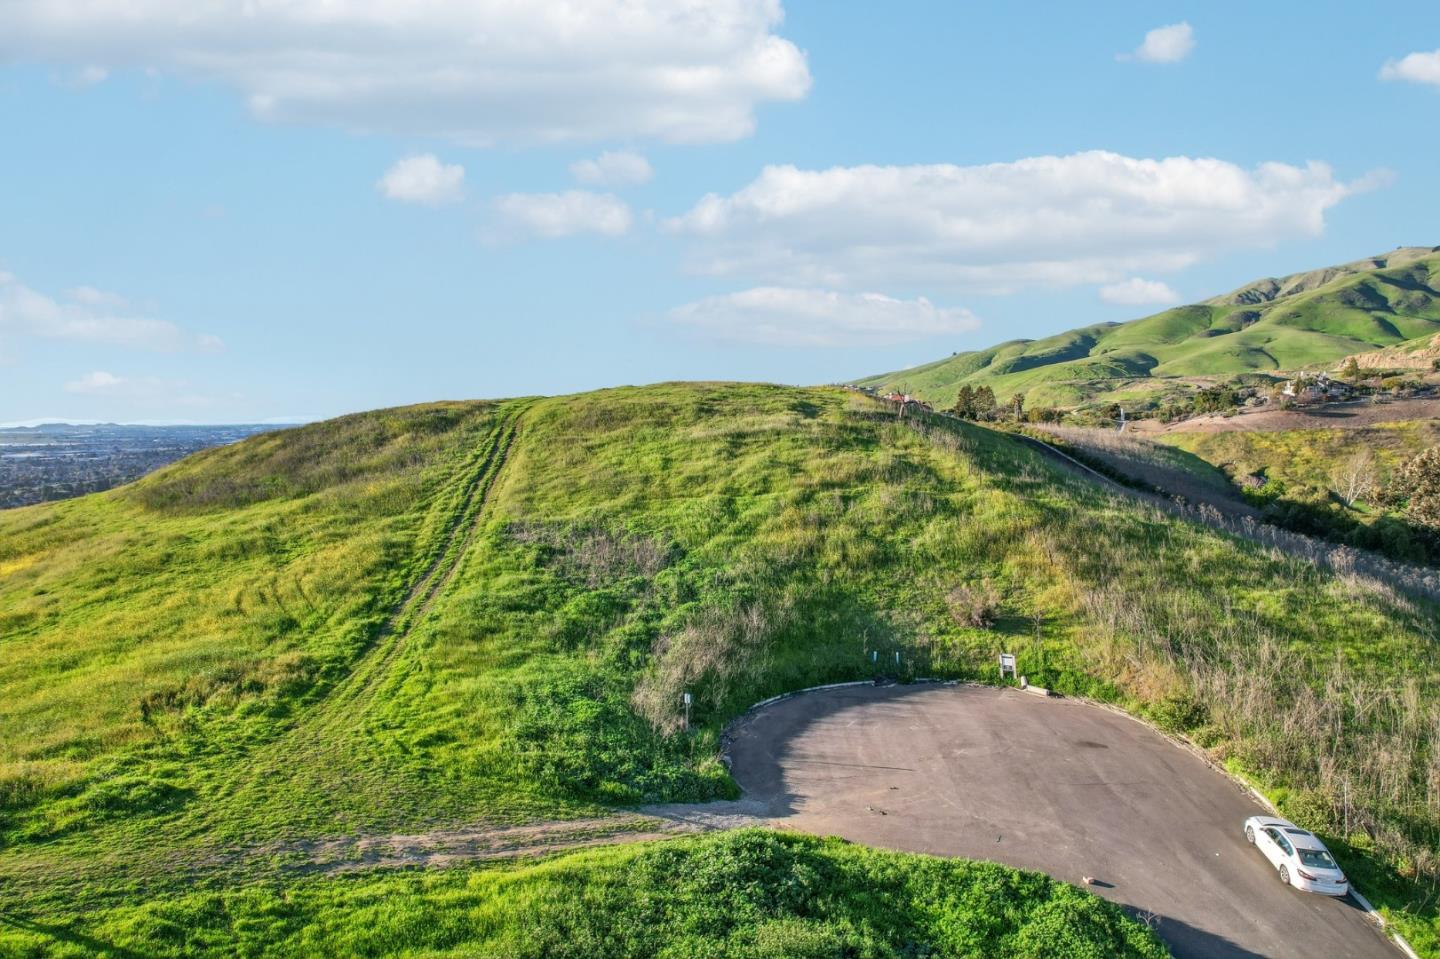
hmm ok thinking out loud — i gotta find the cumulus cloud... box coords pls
[1099,278,1181,306]
[668,287,980,347]
[1120,22,1195,63]
[0,0,810,145]
[1380,50,1440,88]
[378,154,465,205]
[570,150,654,187]
[495,191,633,238]
[0,272,221,353]
[666,152,1370,292]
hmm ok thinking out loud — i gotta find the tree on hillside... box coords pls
[952,385,975,418]
[1008,393,1025,421]
[1385,447,1440,531]
[952,385,996,420]
[1191,386,1240,415]
[1340,356,1361,382]
[1330,449,1377,509]
[974,386,997,418]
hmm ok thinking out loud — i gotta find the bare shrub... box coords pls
[508,521,672,586]
[632,598,793,734]
[947,579,1001,628]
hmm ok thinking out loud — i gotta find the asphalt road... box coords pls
[721,683,1396,959]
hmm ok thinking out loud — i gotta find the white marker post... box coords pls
[682,691,692,732]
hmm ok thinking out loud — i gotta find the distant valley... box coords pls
[0,423,280,509]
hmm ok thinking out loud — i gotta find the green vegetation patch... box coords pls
[0,830,1169,959]
[1161,421,1440,564]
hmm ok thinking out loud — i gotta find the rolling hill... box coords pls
[858,246,1440,410]
[3,383,1440,953]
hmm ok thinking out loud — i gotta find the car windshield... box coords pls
[1298,849,1337,869]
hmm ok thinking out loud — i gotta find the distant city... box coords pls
[0,423,282,509]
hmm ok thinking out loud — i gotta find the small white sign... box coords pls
[682,692,692,706]
[999,653,1017,678]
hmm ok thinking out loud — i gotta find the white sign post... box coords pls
[682,691,692,731]
[999,653,1017,680]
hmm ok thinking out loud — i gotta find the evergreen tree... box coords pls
[952,385,976,419]
[973,386,997,418]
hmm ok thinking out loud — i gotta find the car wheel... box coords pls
[1279,865,1290,886]
[1245,826,1255,844]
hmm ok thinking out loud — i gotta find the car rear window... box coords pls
[1298,849,1337,869]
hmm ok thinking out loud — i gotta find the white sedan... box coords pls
[1244,815,1350,896]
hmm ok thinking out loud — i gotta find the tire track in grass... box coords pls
[203,406,527,833]
[306,410,523,725]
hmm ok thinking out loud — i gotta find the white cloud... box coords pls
[1120,22,1194,64]
[1380,50,1440,88]
[495,191,633,238]
[0,272,221,353]
[0,1,810,145]
[1099,278,1181,306]
[667,152,1370,292]
[62,370,225,407]
[63,370,126,393]
[68,285,127,308]
[378,154,466,205]
[669,287,980,347]
[56,64,109,88]
[570,150,654,187]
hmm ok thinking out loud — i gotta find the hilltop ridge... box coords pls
[859,246,1440,410]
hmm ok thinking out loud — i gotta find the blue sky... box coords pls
[1,0,1437,423]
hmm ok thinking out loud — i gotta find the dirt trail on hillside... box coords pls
[188,802,772,875]
[250,815,708,874]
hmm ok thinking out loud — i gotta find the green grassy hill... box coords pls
[858,246,1440,409]
[4,382,1440,953]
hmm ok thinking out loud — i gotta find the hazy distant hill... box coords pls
[858,246,1440,409]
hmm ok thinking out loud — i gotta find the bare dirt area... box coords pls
[263,815,689,874]
[1130,397,1440,435]
[190,813,711,877]
[700,682,1399,959]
